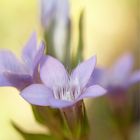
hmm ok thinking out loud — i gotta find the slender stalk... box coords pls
[61,101,89,140]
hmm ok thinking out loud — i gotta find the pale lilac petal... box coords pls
[49,98,74,108]
[127,71,140,86]
[32,42,45,81]
[0,72,32,90]
[78,85,106,100]
[0,73,11,86]
[21,84,53,106]
[87,68,105,87]
[5,73,32,90]
[40,56,69,88]
[0,50,25,74]
[22,32,37,73]
[33,42,45,68]
[111,53,134,83]
[71,56,96,88]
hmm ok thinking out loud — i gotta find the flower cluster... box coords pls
[0,33,106,109]
[1,0,140,139]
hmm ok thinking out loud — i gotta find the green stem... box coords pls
[61,101,89,140]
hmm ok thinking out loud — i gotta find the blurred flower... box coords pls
[40,0,70,61]
[89,53,140,92]
[0,33,45,90]
[21,55,106,108]
[40,0,69,29]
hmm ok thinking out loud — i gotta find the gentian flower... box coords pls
[88,53,140,94]
[21,55,106,108]
[0,33,45,90]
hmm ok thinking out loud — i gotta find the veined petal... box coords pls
[0,50,25,74]
[21,84,53,106]
[111,53,133,83]
[78,85,106,100]
[40,56,69,88]
[71,56,96,88]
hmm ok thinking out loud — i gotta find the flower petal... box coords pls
[21,84,53,106]
[32,42,45,81]
[0,72,32,90]
[5,73,32,90]
[78,85,106,100]
[127,71,140,86]
[0,50,26,74]
[22,32,37,73]
[40,56,69,88]
[34,42,45,68]
[87,68,105,87]
[71,56,96,88]
[0,73,11,86]
[111,53,133,83]
[49,98,74,108]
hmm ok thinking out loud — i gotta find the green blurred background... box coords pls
[0,0,139,139]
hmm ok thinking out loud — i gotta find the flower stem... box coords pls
[61,101,89,140]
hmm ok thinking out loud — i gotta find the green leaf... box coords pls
[63,19,71,69]
[44,20,56,56]
[72,10,85,68]
[11,122,55,140]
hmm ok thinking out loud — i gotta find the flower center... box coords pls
[53,85,81,101]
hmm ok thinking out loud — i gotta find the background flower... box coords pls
[89,53,140,92]
[0,33,45,90]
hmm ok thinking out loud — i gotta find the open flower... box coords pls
[0,33,45,90]
[88,53,140,92]
[21,55,106,108]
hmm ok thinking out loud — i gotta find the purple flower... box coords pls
[21,56,106,108]
[88,53,140,92]
[0,33,45,90]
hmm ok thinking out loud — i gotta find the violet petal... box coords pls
[127,71,140,86]
[21,84,53,106]
[0,73,11,86]
[71,56,96,88]
[22,32,37,74]
[40,55,69,88]
[0,50,26,74]
[111,53,133,83]
[49,98,74,108]
[78,85,106,100]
